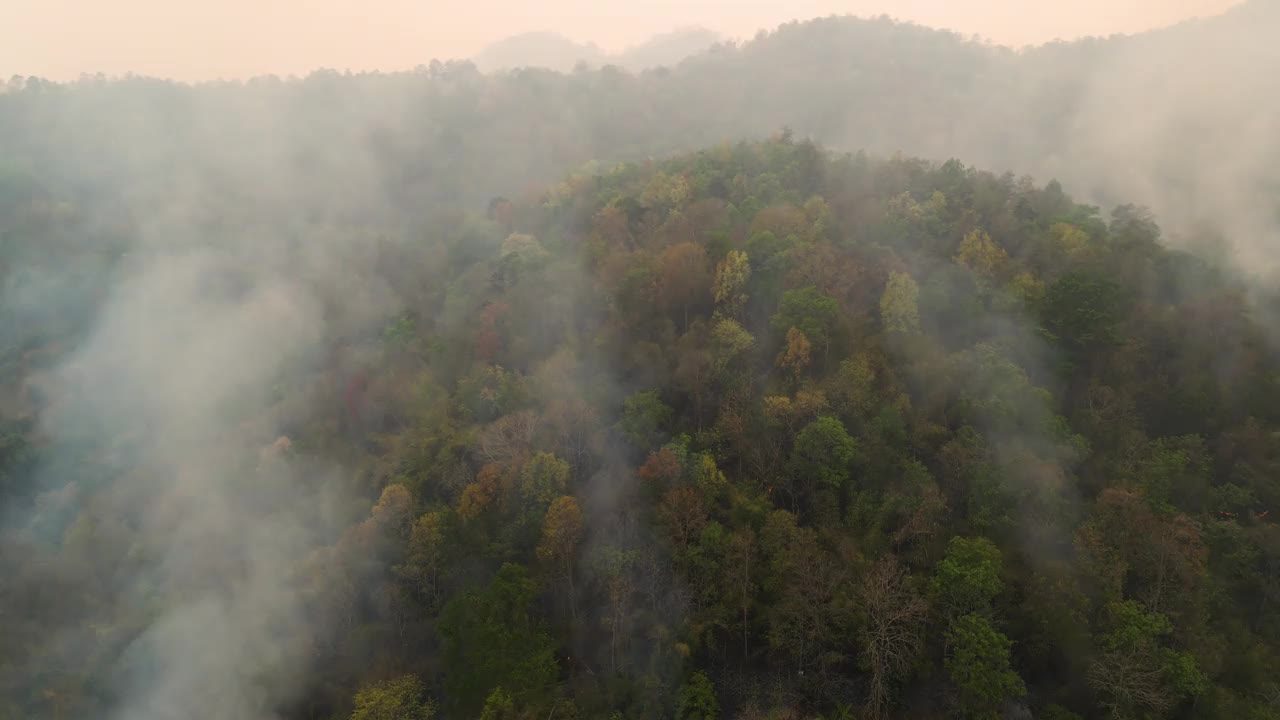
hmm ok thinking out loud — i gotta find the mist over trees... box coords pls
[2,3,1280,720]
[472,27,722,73]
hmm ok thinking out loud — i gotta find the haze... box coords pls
[4,0,1243,81]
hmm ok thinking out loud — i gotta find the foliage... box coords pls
[944,614,1026,718]
[677,671,720,720]
[439,564,559,715]
[880,272,922,334]
[350,676,435,720]
[1,101,1279,720]
[620,390,674,450]
[932,536,1003,617]
[791,416,858,490]
[713,250,752,317]
[772,287,840,356]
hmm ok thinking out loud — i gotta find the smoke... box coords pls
[35,249,337,720]
[1028,1,1280,275]
[0,78,408,715]
[1,5,1277,716]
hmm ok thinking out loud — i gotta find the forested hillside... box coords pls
[2,5,1280,720]
[4,134,1280,719]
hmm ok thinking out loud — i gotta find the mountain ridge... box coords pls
[473,26,722,73]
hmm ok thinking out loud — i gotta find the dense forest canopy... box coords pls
[3,4,1280,720]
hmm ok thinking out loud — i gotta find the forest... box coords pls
[2,5,1280,720]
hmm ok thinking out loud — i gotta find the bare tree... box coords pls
[858,556,928,720]
[477,409,540,466]
[1087,647,1173,718]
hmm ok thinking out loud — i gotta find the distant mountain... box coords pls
[613,27,723,71]
[472,32,605,73]
[474,27,721,73]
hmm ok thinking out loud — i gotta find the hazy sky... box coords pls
[4,0,1244,81]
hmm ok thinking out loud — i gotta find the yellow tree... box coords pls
[537,496,584,619]
[519,452,569,506]
[776,326,812,382]
[954,229,1008,288]
[713,249,751,317]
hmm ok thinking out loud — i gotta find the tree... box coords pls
[932,536,1003,617]
[477,411,540,467]
[620,390,673,450]
[350,675,435,720]
[859,556,928,720]
[677,671,719,720]
[725,528,757,661]
[880,271,921,334]
[659,487,708,556]
[690,452,729,500]
[1038,271,1126,356]
[1076,488,1206,616]
[771,286,840,360]
[520,452,570,506]
[537,496,584,618]
[765,522,857,676]
[638,445,684,487]
[791,416,858,491]
[675,323,716,428]
[370,483,415,540]
[394,511,448,609]
[478,688,517,720]
[439,564,559,715]
[775,327,812,382]
[499,233,550,284]
[711,317,755,374]
[476,301,512,363]
[1049,222,1092,261]
[642,171,693,210]
[954,229,1008,292]
[1086,600,1207,719]
[658,241,711,330]
[459,463,510,521]
[944,613,1026,718]
[713,249,751,317]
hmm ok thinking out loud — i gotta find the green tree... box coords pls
[932,536,1003,617]
[677,671,719,720]
[439,564,559,715]
[1038,271,1126,357]
[944,614,1026,718]
[711,317,755,374]
[478,688,517,720]
[771,286,840,359]
[792,416,858,490]
[619,390,674,450]
[350,675,435,720]
[1087,600,1208,719]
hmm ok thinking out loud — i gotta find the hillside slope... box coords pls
[3,136,1280,720]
